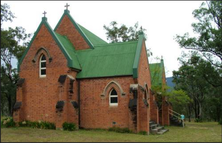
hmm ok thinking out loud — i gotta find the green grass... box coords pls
[1,122,221,142]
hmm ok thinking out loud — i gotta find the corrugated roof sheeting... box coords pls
[55,32,81,70]
[78,24,107,46]
[76,41,138,78]
[149,63,163,86]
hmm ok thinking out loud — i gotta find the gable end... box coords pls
[18,17,81,72]
[54,10,94,49]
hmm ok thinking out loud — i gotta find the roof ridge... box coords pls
[95,41,138,47]
[54,31,82,70]
[149,63,161,65]
[77,24,107,45]
[133,34,146,78]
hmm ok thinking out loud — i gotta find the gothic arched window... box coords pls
[39,54,46,77]
[109,88,118,106]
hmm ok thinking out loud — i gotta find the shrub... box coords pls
[18,120,55,129]
[194,118,203,122]
[108,127,132,133]
[1,117,16,128]
[18,120,29,127]
[94,128,106,131]
[42,121,56,129]
[62,122,76,131]
[219,119,222,125]
[139,131,147,135]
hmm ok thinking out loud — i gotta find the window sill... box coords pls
[109,104,118,107]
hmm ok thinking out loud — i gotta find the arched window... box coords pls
[109,89,118,106]
[39,54,46,77]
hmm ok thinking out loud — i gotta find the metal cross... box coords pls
[65,3,70,10]
[43,11,47,17]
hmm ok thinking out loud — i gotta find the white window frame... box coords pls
[109,89,118,106]
[39,54,46,78]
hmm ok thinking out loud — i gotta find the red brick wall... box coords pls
[13,85,26,122]
[16,24,78,126]
[55,74,79,128]
[150,93,159,124]
[161,96,170,126]
[136,41,152,133]
[55,15,90,50]
[78,76,135,130]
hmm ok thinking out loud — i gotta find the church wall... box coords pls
[150,93,159,124]
[18,24,78,124]
[55,15,90,50]
[78,76,135,130]
[136,41,152,133]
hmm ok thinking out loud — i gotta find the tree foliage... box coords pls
[174,1,222,122]
[173,52,222,122]
[1,3,15,23]
[103,21,147,43]
[104,21,152,57]
[175,1,222,68]
[1,3,30,116]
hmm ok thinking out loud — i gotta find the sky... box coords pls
[2,1,203,77]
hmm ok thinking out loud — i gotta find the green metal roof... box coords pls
[149,63,163,86]
[78,24,107,46]
[55,32,81,70]
[76,41,138,79]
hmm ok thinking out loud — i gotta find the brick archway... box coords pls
[101,81,125,97]
[32,47,52,63]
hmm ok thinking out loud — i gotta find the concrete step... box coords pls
[149,121,155,124]
[149,120,169,135]
[150,124,157,129]
[150,126,163,134]
[151,128,158,134]
[156,126,164,131]
[157,129,169,135]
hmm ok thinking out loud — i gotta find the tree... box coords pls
[1,3,30,116]
[173,52,222,122]
[175,1,222,68]
[104,21,147,43]
[168,89,190,118]
[104,21,152,57]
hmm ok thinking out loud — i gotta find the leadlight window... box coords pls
[109,89,118,106]
[39,54,46,77]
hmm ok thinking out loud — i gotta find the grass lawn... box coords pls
[1,122,221,142]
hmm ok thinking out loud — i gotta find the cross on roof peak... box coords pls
[65,3,70,10]
[43,11,47,17]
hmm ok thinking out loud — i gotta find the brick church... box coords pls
[13,6,171,134]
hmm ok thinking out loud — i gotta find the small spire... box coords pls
[43,11,47,17]
[139,31,144,35]
[161,56,164,63]
[65,3,70,10]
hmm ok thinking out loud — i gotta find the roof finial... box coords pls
[43,11,47,17]
[65,3,70,10]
